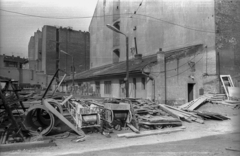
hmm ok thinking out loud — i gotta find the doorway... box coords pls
[188,83,195,102]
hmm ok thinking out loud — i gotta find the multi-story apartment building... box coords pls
[69,0,239,105]
[28,25,90,76]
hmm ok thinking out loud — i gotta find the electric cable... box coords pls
[0,8,234,33]
[130,0,144,18]
[0,8,131,19]
[166,53,204,78]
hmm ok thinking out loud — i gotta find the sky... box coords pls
[0,0,98,58]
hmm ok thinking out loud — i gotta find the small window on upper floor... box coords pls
[113,21,120,30]
[113,49,120,63]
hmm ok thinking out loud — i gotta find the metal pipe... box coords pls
[56,28,60,82]
[141,64,155,101]
[134,37,138,55]
[42,69,59,99]
[164,54,167,104]
[126,36,129,98]
[23,104,56,136]
[52,74,66,97]
[72,56,75,92]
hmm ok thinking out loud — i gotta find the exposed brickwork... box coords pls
[215,0,240,87]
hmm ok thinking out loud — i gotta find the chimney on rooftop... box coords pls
[134,54,142,64]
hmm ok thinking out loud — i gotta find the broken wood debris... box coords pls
[117,126,185,138]
[1,74,234,150]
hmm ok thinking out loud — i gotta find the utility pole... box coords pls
[56,28,60,83]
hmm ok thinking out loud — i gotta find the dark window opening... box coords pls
[104,81,111,94]
[113,49,120,63]
[4,61,18,68]
[113,21,120,30]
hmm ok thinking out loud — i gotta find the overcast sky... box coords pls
[0,0,98,58]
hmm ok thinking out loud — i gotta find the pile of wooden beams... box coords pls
[159,104,204,124]
[155,94,231,124]
[131,99,182,129]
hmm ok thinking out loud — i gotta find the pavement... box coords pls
[70,132,240,156]
[1,103,240,156]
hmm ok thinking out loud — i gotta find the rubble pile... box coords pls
[1,74,239,152]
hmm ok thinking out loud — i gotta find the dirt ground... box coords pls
[1,103,240,156]
[72,132,240,156]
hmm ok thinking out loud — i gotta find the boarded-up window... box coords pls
[104,81,111,94]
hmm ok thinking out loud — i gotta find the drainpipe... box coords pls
[141,64,155,101]
[18,62,23,85]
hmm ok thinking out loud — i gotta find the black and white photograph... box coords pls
[0,0,240,155]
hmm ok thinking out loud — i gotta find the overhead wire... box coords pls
[166,54,204,78]
[130,0,144,18]
[0,8,131,19]
[0,8,232,34]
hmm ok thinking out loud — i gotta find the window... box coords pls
[113,21,120,30]
[4,61,18,68]
[141,78,146,90]
[113,49,120,63]
[104,81,111,94]
[95,81,100,94]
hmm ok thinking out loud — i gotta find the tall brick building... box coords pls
[29,25,90,76]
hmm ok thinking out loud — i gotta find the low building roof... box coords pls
[3,55,28,64]
[73,54,157,81]
[68,44,203,82]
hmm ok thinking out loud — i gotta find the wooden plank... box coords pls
[43,99,85,136]
[117,126,185,138]
[178,99,198,109]
[139,121,182,126]
[190,116,204,124]
[217,101,237,107]
[138,116,181,123]
[0,140,56,152]
[225,147,240,152]
[158,104,181,119]
[187,96,209,110]
[127,123,140,133]
[164,105,199,118]
[224,100,240,104]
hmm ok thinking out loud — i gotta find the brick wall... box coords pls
[215,0,240,87]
